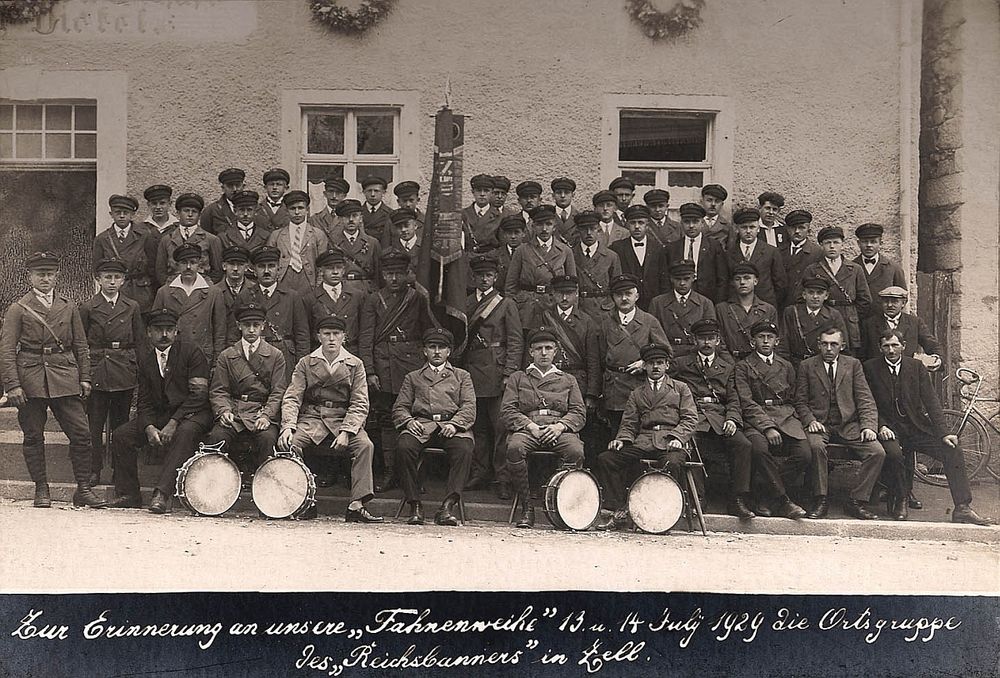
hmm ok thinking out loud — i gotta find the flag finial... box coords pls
[444,78,452,109]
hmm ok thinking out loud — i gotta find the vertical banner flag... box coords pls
[416,106,468,351]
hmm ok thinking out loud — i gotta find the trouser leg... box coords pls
[49,396,94,485]
[745,429,787,498]
[87,390,110,473]
[780,438,812,493]
[907,433,972,506]
[549,433,585,468]
[396,433,423,503]
[835,434,885,502]
[807,431,830,496]
[471,396,499,481]
[17,399,49,484]
[506,432,533,500]
[595,444,647,511]
[442,435,474,500]
[111,418,144,499]
[376,394,397,477]
[105,389,133,475]
[157,419,208,495]
[250,425,280,467]
[347,430,375,503]
[878,438,907,503]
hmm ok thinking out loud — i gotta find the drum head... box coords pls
[628,472,684,534]
[552,469,601,531]
[253,457,311,519]
[181,454,241,516]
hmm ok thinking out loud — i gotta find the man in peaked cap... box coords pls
[609,203,664,310]
[253,168,291,232]
[141,184,177,235]
[504,203,577,325]
[551,177,580,246]
[95,194,155,311]
[463,174,501,252]
[608,176,636,221]
[330,198,382,297]
[700,183,733,249]
[715,261,780,361]
[592,190,630,248]
[266,190,328,294]
[801,225,872,352]
[663,202,730,303]
[219,190,270,254]
[491,175,511,213]
[853,222,906,317]
[360,175,394,246]
[393,180,425,231]
[727,207,788,308]
[389,207,422,267]
[492,213,527,302]
[572,210,622,319]
[310,175,353,242]
[782,209,821,310]
[216,244,253,344]
[781,276,849,368]
[514,181,543,224]
[304,248,365,358]
[756,191,788,249]
[649,259,721,361]
[156,192,223,286]
[201,168,246,235]
[643,188,681,247]
[0,252,106,508]
[860,285,941,365]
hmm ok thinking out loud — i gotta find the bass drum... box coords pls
[542,468,602,531]
[252,454,317,519]
[627,470,685,534]
[176,446,242,517]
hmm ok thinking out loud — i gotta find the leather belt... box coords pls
[697,396,719,403]
[20,346,65,355]
[519,284,549,294]
[670,338,694,345]
[388,334,409,343]
[528,409,562,417]
[608,366,632,373]
[825,299,852,306]
[100,342,133,349]
[424,413,452,422]
[239,394,266,403]
[761,398,785,406]
[344,272,370,280]
[320,400,348,408]
[643,424,672,431]
[579,290,608,298]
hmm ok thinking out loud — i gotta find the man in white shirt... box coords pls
[756,191,788,248]
[700,184,732,248]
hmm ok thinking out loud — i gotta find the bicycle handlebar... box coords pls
[956,367,980,385]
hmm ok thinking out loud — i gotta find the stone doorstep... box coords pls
[3,480,996,545]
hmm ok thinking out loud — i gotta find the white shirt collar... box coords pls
[475,204,490,216]
[241,338,261,357]
[101,291,120,305]
[34,289,54,304]
[704,214,717,225]
[885,358,902,371]
[477,287,494,301]
[367,201,383,212]
[631,236,646,246]
[806,306,822,316]
[559,306,573,319]
[675,291,690,304]
[618,308,636,325]
[527,363,560,377]
[699,352,715,366]
[648,377,663,390]
[400,235,417,250]
[865,253,881,264]
[344,228,359,241]
[169,273,210,292]
[155,346,171,364]
[238,221,254,232]
[322,282,342,297]
[113,224,131,237]
[309,345,347,366]
[536,237,552,249]
[427,361,450,373]
[756,352,774,363]
[258,282,278,296]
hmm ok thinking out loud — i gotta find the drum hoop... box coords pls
[175,451,242,515]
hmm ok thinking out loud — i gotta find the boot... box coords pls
[806,495,828,519]
[407,501,424,525]
[775,496,807,520]
[596,509,630,531]
[515,501,535,529]
[729,495,756,520]
[952,503,993,526]
[33,483,51,508]
[148,489,172,514]
[844,498,878,520]
[73,485,108,508]
[88,471,101,487]
[435,497,460,526]
[908,491,923,510]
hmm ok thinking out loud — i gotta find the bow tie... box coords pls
[633,242,644,248]
[269,202,282,209]
[864,258,877,265]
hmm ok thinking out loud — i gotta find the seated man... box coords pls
[596,343,699,531]
[392,328,476,526]
[205,304,288,473]
[108,308,212,513]
[278,315,382,523]
[501,328,587,528]
[863,329,991,524]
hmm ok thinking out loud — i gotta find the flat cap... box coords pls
[143,184,172,202]
[173,242,203,262]
[218,168,245,184]
[221,245,251,263]
[499,214,527,231]
[817,226,845,242]
[323,176,351,194]
[701,184,728,201]
[690,318,721,336]
[360,175,388,189]
[679,202,706,220]
[643,189,670,205]
[235,304,266,323]
[609,274,640,293]
[878,285,909,299]
[282,190,310,207]
[550,274,579,291]
[393,181,420,197]
[316,248,346,268]
[469,254,498,273]
[380,249,412,271]
[390,207,418,225]
[423,327,454,347]
[801,277,830,291]
[108,194,138,211]
[95,258,127,274]
[592,190,618,206]
[174,193,204,211]
[758,191,785,207]
[316,315,346,332]
[750,320,780,336]
[250,245,281,264]
[855,223,884,239]
[335,199,363,217]
[640,343,671,361]
[470,174,495,190]
[731,262,760,277]
[551,177,576,192]
[624,204,651,221]
[529,204,557,221]
[262,168,290,184]
[145,308,179,327]
[785,209,813,228]
[515,180,542,197]
[231,190,260,209]
[573,210,600,228]
[609,176,635,191]
[668,260,696,278]
[733,207,761,225]
[528,327,558,345]
[492,175,511,192]
[25,251,59,269]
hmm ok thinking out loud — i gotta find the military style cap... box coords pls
[360,175,387,190]
[515,180,542,197]
[878,285,909,299]
[679,202,707,220]
[529,204,557,221]
[282,190,310,207]
[668,260,696,278]
[145,308,179,327]
[470,174,495,190]
[381,249,412,272]
[143,184,173,202]
[758,191,785,207]
[263,168,290,185]
[423,327,454,347]
[785,209,813,227]
[690,318,721,336]
[609,176,635,191]
[551,177,576,192]
[492,175,511,192]
[218,168,245,184]
[108,194,138,211]
[95,258,127,274]
[623,204,652,221]
[573,210,600,228]
[231,190,260,209]
[469,254,498,273]
[801,277,830,291]
[643,189,670,205]
[528,327,558,345]
[323,176,351,194]
[609,274,640,293]
[222,245,251,263]
[235,304,266,323]
[393,181,420,197]
[316,248,346,268]
[390,207,418,225]
[855,223,884,239]
[499,214,527,231]
[592,190,618,206]
[250,245,281,264]
[173,242,203,262]
[25,251,59,269]
[335,199,363,217]
[750,320,780,336]
[733,207,761,225]
[640,343,671,361]
[174,193,205,211]
[701,184,728,201]
[732,261,760,277]
[817,226,845,242]
[550,275,579,291]
[316,315,346,332]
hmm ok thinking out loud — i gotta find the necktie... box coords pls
[541,243,549,254]
[634,241,644,248]
[289,226,303,272]
[652,381,659,392]
[561,209,569,222]
[269,202,282,211]
[703,358,710,370]
[158,351,168,377]
[245,343,256,361]
[181,228,190,241]
[370,204,377,214]
[743,244,751,259]
[39,294,51,309]
[562,311,571,321]
[686,238,695,261]
[885,316,898,329]
[347,235,356,245]
[827,362,835,383]
[263,288,271,299]
[791,245,801,257]
[330,286,340,302]
[240,228,252,241]
[585,246,593,258]
[764,357,772,366]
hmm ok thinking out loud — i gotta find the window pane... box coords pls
[619,111,708,162]
[667,170,704,188]
[16,105,43,131]
[306,164,346,210]
[0,105,12,129]
[75,133,97,158]
[0,133,12,158]
[354,165,393,187]
[45,133,72,158]
[307,113,345,154]
[356,114,394,154]
[620,170,656,186]
[15,133,42,157]
[46,105,72,130]
[75,105,97,131]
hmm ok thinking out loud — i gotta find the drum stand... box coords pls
[683,439,708,536]
[393,448,467,524]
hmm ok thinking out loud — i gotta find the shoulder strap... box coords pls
[17,301,65,349]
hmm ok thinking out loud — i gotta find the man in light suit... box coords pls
[727,207,787,308]
[701,184,733,249]
[592,190,630,248]
[551,176,581,247]
[609,204,664,311]
[266,190,329,294]
[462,174,501,252]
[662,203,730,303]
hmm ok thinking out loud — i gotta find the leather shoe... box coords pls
[148,489,172,514]
[844,499,878,520]
[806,496,828,519]
[73,486,107,508]
[892,499,908,521]
[407,501,424,525]
[908,492,923,510]
[729,496,756,520]
[754,502,773,518]
[107,495,141,509]
[776,500,807,520]
[952,504,993,526]
[497,482,512,500]
[298,504,318,520]
[435,500,460,527]
[345,505,384,523]
[596,509,630,531]
[515,504,535,529]
[33,483,51,508]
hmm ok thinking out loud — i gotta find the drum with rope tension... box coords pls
[175,441,243,516]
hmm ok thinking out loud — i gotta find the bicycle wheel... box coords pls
[986,411,1000,481]
[914,409,990,486]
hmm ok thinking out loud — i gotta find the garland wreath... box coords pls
[625,0,706,41]
[309,0,396,35]
[0,0,60,26]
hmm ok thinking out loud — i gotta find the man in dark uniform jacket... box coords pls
[571,210,621,319]
[781,209,822,311]
[491,175,511,213]
[388,207,422,270]
[756,191,789,249]
[644,189,682,247]
[551,176,581,247]
[650,260,721,361]
[216,245,252,345]
[393,328,476,526]
[218,190,270,254]
[156,193,224,285]
[393,180,425,231]
[494,215,526,293]
[141,184,178,289]
[863,329,991,524]
[801,226,872,352]
[854,222,906,316]
[700,184,733,249]
[716,262,780,361]
[80,258,144,486]
[329,199,382,297]
[663,203,731,303]
[360,175,394,246]
[780,277,849,368]
[309,176,351,243]
[462,174,501,252]
[107,308,212,513]
[94,194,155,311]
[512,181,544,225]
[728,207,787,308]
[0,252,106,508]
[305,248,364,355]
[462,254,522,497]
[860,286,941,363]
[504,204,576,325]
[206,304,287,470]
[609,176,635,224]
[609,204,664,311]
[254,168,291,232]
[200,168,245,235]
[501,328,587,528]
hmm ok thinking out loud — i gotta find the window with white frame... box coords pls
[0,101,97,163]
[616,109,714,202]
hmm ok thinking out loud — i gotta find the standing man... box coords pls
[393,180,425,229]
[360,175,394,246]
[255,168,291,232]
[609,204,664,310]
[715,262,779,361]
[0,252,105,508]
[756,192,788,249]
[795,327,887,520]
[491,175,511,213]
[94,194,155,312]
[463,254,522,497]
[216,245,252,345]
[309,176,351,242]
[860,286,941,363]
[727,207,787,308]
[513,181,543,225]
[700,184,732,249]
[609,176,635,223]
[218,190,270,254]
[305,248,364,356]
[141,184,178,289]
[504,204,576,325]
[802,225,872,353]
[592,190,630,248]
[551,177,579,246]
[782,209,821,310]
[650,260,720,362]
[780,277,849,368]
[663,203,730,303]
[644,188,681,246]
[572,211,621,320]
[200,168,245,235]
[388,207,422,269]
[279,315,382,523]
[462,174,501,252]
[107,308,212,513]
[156,192,223,285]
[267,190,328,294]
[494,214,526,293]
[501,328,587,528]
[393,328,476,526]
[329,198,382,297]
[855,222,907,316]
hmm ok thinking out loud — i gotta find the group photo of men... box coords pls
[0,168,991,531]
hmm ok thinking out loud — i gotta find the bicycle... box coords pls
[913,367,994,486]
